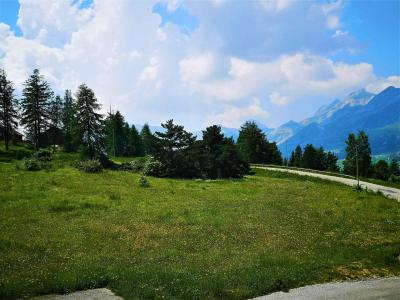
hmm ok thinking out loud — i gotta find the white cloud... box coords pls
[0,0,397,130]
[327,15,341,29]
[207,98,269,128]
[269,92,289,106]
[258,0,293,13]
[366,76,400,93]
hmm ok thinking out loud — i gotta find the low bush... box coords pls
[75,159,103,173]
[389,174,400,183]
[120,157,148,172]
[24,158,42,171]
[143,158,164,177]
[32,149,52,162]
[138,176,150,187]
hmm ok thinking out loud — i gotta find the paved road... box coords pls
[33,288,123,300]
[254,166,400,201]
[251,277,400,300]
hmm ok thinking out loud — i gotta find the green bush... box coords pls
[75,159,103,173]
[15,149,32,160]
[24,158,42,171]
[143,158,164,177]
[138,176,150,187]
[32,149,52,162]
[120,157,148,172]
[389,174,400,183]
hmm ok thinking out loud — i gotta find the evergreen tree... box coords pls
[314,146,327,171]
[325,151,339,172]
[357,131,372,177]
[237,121,269,163]
[289,145,302,167]
[0,69,18,150]
[141,123,155,155]
[130,124,144,156]
[62,90,78,152]
[343,131,372,177]
[48,95,64,152]
[75,84,105,160]
[389,159,400,176]
[301,144,316,169]
[153,119,197,177]
[373,160,389,180]
[267,142,283,165]
[122,122,131,156]
[237,121,282,164]
[343,133,357,175]
[20,69,53,149]
[199,125,226,178]
[104,110,126,156]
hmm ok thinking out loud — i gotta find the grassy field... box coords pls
[0,152,399,299]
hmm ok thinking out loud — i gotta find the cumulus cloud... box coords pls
[0,0,397,129]
[207,97,269,128]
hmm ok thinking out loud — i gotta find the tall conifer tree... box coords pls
[0,69,18,150]
[75,84,105,159]
[20,69,53,149]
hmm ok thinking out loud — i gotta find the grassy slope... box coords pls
[0,154,399,299]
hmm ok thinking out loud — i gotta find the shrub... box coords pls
[75,159,103,173]
[24,158,42,171]
[15,149,32,160]
[32,149,52,162]
[389,174,400,183]
[143,158,164,177]
[120,157,148,172]
[138,176,150,187]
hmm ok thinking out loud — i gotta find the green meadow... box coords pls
[0,153,399,299]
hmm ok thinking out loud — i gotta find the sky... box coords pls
[0,0,399,130]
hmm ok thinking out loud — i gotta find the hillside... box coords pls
[278,86,400,157]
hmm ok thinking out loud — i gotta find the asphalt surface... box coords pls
[254,166,400,201]
[251,277,400,300]
[33,288,123,300]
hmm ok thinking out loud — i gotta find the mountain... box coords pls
[267,120,304,144]
[301,89,375,126]
[280,86,400,158]
[266,89,375,145]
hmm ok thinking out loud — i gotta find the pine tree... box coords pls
[343,133,357,175]
[389,159,400,176]
[62,90,78,152]
[104,110,126,156]
[237,121,282,164]
[301,144,316,169]
[130,125,144,156]
[153,119,197,177]
[200,125,248,178]
[357,131,372,177]
[75,84,105,160]
[48,95,64,152]
[0,69,18,150]
[141,123,155,155]
[20,69,53,149]
[237,121,269,163]
[343,131,372,177]
[373,160,389,180]
[289,145,302,167]
[325,151,339,172]
[315,147,327,171]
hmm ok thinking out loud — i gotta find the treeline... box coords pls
[343,131,399,182]
[288,144,338,172]
[0,68,283,178]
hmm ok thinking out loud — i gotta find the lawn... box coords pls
[0,153,399,299]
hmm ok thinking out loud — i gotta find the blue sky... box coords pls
[0,0,398,129]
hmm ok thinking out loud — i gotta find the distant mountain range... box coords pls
[136,86,400,158]
[275,86,399,158]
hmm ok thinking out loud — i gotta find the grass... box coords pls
[0,152,399,299]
